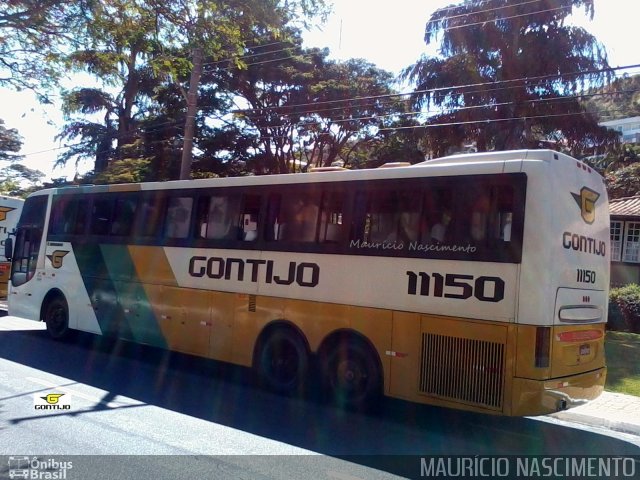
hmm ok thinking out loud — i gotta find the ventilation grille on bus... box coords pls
[419,333,505,410]
[248,295,257,312]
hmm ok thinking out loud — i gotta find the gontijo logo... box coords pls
[46,250,68,269]
[0,206,16,222]
[34,392,71,410]
[571,187,600,224]
[41,393,64,404]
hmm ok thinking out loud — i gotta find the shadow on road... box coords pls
[0,326,637,477]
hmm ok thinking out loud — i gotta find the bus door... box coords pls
[9,196,48,319]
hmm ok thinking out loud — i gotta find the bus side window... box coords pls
[424,188,454,244]
[267,192,319,242]
[165,196,193,239]
[90,198,114,236]
[49,197,88,236]
[240,194,261,241]
[111,198,137,236]
[494,186,514,242]
[460,184,515,245]
[197,194,242,240]
[318,191,345,243]
[395,190,422,243]
[135,196,164,238]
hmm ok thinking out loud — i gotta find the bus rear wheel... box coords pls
[256,329,309,396]
[44,296,70,340]
[322,341,381,410]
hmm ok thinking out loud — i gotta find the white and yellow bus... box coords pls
[0,195,24,298]
[6,150,609,416]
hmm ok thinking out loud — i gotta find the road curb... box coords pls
[551,411,640,437]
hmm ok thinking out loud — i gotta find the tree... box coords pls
[606,162,640,200]
[402,0,617,156]
[0,0,93,98]
[148,0,329,178]
[583,74,640,120]
[300,58,401,170]
[231,42,400,173]
[57,0,164,176]
[56,0,329,180]
[0,120,44,194]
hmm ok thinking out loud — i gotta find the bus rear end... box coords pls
[512,151,608,415]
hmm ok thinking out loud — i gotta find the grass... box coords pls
[605,331,640,397]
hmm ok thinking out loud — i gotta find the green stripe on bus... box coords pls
[99,244,167,348]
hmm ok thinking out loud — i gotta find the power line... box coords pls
[429,0,545,23]
[426,4,573,36]
[234,63,640,115]
[237,70,640,122]
[201,44,301,68]
[26,85,640,159]
[238,88,640,137]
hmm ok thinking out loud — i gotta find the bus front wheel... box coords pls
[322,340,381,410]
[256,329,309,396]
[43,296,70,340]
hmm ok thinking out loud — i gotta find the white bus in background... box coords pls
[6,150,609,416]
[0,195,23,298]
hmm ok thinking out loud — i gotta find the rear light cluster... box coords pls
[557,330,602,342]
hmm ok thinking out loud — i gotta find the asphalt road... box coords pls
[0,315,638,479]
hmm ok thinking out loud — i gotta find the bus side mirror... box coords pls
[4,236,13,261]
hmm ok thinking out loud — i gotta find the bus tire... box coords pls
[322,340,381,411]
[43,296,70,340]
[256,328,309,396]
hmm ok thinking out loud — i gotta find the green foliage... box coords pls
[0,119,44,194]
[605,331,640,396]
[583,74,640,120]
[54,0,331,180]
[85,158,152,185]
[0,0,93,97]
[231,45,401,173]
[402,0,617,157]
[605,163,640,199]
[0,120,23,162]
[609,284,640,333]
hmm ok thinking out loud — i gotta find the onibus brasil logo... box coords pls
[8,456,73,479]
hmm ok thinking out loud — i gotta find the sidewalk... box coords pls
[549,391,640,437]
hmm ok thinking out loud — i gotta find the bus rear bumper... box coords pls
[511,367,606,416]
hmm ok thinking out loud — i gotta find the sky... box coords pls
[1,0,639,183]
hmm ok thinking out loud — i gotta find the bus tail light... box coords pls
[535,327,551,368]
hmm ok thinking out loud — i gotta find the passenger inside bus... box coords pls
[278,196,319,242]
[430,210,452,243]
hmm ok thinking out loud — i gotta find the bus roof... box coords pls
[28,149,589,196]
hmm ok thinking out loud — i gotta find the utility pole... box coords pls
[180,46,203,180]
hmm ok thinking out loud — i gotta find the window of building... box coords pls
[623,222,640,263]
[610,220,623,262]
